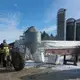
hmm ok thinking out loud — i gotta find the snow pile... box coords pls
[33,48,45,62]
[51,65,80,71]
[25,47,33,60]
[25,60,42,68]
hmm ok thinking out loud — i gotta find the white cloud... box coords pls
[40,25,57,36]
[44,0,80,23]
[0,12,25,43]
[40,26,56,32]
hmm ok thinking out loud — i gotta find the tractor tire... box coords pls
[11,51,24,71]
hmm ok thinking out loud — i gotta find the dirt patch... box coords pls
[0,67,80,80]
[0,68,41,80]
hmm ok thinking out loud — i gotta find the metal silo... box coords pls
[23,26,41,55]
[66,18,76,40]
[76,19,80,40]
[57,8,66,40]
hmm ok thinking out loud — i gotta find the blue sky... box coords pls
[0,0,80,43]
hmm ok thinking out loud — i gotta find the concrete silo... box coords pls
[57,8,66,40]
[76,19,80,41]
[66,18,76,40]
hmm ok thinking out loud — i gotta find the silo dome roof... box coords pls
[67,18,75,23]
[76,19,80,23]
[58,8,66,14]
[25,26,37,33]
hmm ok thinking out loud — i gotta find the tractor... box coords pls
[0,44,25,71]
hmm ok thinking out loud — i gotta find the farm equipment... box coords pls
[0,46,24,71]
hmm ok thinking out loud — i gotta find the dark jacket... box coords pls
[0,42,8,49]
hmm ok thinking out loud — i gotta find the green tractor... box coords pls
[0,45,25,71]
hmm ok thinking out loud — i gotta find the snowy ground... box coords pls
[0,61,80,80]
[25,60,80,70]
[24,61,80,80]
